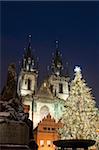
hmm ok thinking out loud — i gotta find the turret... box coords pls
[48,41,70,100]
[21,35,37,73]
[17,35,38,96]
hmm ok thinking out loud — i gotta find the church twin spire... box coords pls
[21,36,69,77]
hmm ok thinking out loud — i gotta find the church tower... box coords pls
[48,40,70,100]
[17,35,38,121]
[17,35,38,96]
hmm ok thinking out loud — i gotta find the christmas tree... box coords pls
[59,66,99,141]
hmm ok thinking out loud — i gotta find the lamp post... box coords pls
[32,94,34,138]
[28,94,38,150]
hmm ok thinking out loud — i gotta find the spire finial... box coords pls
[27,34,32,50]
[51,40,63,76]
[55,40,59,49]
[28,34,32,44]
[65,62,70,78]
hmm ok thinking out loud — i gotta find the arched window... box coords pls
[28,79,31,90]
[59,83,63,93]
[50,85,53,93]
[40,105,49,118]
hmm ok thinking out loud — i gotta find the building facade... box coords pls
[34,113,62,150]
[17,36,70,128]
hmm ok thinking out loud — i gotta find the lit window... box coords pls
[47,140,51,147]
[40,140,44,147]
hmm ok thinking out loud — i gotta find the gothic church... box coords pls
[17,35,70,129]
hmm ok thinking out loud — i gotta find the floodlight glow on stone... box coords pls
[74,66,81,73]
[44,82,46,87]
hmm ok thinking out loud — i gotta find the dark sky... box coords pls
[1,1,99,106]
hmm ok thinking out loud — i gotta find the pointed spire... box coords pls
[21,35,38,72]
[51,40,63,76]
[65,62,69,77]
[29,34,31,43]
[28,34,31,48]
[26,34,32,58]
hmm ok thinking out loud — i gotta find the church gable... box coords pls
[36,81,53,99]
[33,113,63,149]
[39,113,56,126]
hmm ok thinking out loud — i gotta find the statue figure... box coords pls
[0,63,39,150]
[0,64,27,122]
[1,64,17,101]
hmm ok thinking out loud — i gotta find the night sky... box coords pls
[1,1,99,106]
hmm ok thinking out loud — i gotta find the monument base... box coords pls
[0,144,30,150]
[0,121,30,150]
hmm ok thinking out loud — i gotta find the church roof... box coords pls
[36,80,53,100]
[34,113,63,132]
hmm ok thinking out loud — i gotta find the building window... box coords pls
[50,85,53,93]
[60,106,63,111]
[47,140,51,147]
[40,105,49,118]
[48,127,50,131]
[29,64,31,71]
[43,127,47,130]
[59,83,63,93]
[52,128,55,131]
[55,89,56,96]
[40,140,44,147]
[28,79,31,90]
[54,103,58,111]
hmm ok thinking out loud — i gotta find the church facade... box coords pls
[17,36,70,129]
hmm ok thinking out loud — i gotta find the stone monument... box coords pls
[0,64,32,150]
